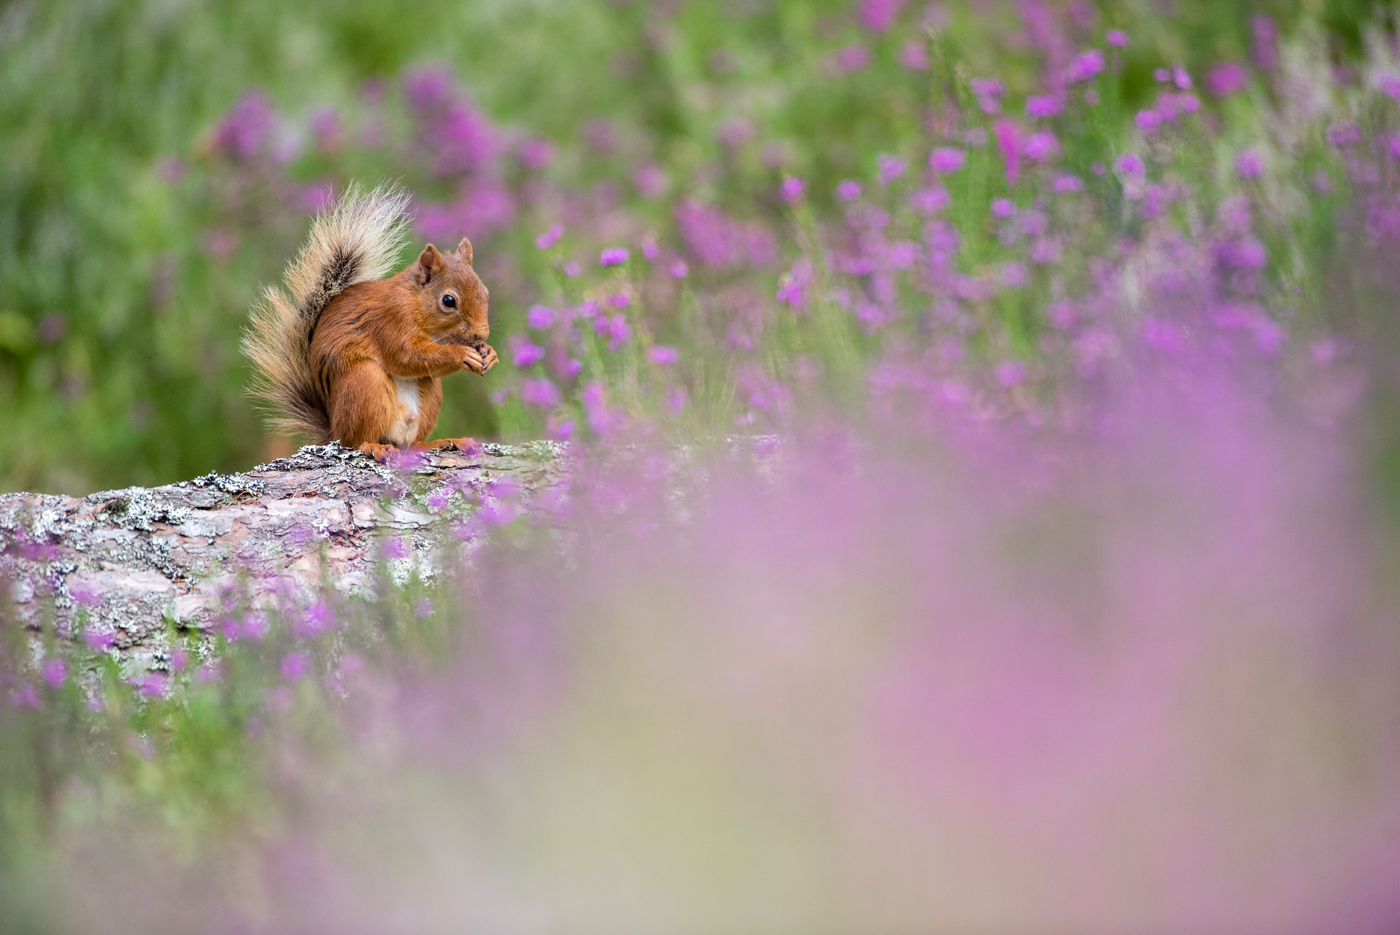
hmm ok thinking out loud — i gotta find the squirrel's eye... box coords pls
[441,294,458,309]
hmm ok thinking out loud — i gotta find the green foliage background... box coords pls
[0,0,1389,495]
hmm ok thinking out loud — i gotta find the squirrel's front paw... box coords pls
[460,344,487,375]
[474,342,499,374]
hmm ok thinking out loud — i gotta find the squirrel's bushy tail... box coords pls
[242,182,412,443]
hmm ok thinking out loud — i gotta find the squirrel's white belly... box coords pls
[387,377,422,448]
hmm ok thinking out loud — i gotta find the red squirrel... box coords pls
[243,185,498,460]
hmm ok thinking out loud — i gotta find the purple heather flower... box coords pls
[42,658,67,689]
[1067,49,1105,84]
[583,119,617,151]
[1106,29,1130,47]
[1236,150,1266,179]
[281,652,309,682]
[131,672,168,699]
[1053,174,1085,193]
[1154,67,1171,83]
[1327,122,1362,148]
[634,163,668,200]
[1379,75,1400,102]
[991,198,1017,219]
[564,359,583,377]
[610,293,631,310]
[642,239,660,262]
[899,41,930,71]
[415,599,433,619]
[929,148,967,174]
[1252,14,1278,71]
[1000,262,1029,289]
[606,315,631,351]
[995,359,1027,385]
[84,626,117,652]
[211,91,274,159]
[1022,130,1059,162]
[526,305,555,330]
[718,118,754,149]
[520,377,561,410]
[512,337,546,368]
[384,537,408,560]
[910,187,950,214]
[519,137,554,169]
[1136,110,1162,132]
[781,177,806,203]
[599,246,630,267]
[994,120,1021,184]
[670,260,689,279]
[1115,152,1146,177]
[859,0,907,31]
[649,346,679,366]
[1026,95,1063,119]
[877,154,908,185]
[836,180,863,201]
[564,261,581,278]
[1206,62,1250,97]
[834,44,872,73]
[535,224,563,250]
[1173,65,1193,91]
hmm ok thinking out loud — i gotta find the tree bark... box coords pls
[0,442,565,677]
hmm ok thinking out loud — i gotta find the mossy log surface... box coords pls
[0,442,566,676]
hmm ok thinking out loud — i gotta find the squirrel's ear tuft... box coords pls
[455,237,474,265]
[417,244,442,284]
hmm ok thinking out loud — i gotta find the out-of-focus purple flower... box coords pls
[834,44,872,73]
[384,537,408,560]
[526,305,555,330]
[929,148,967,174]
[404,67,452,110]
[281,652,309,682]
[670,260,689,279]
[649,346,679,366]
[859,0,907,31]
[675,201,777,268]
[1115,152,1146,177]
[157,157,185,184]
[1053,173,1085,193]
[520,377,561,410]
[1067,49,1105,84]
[610,293,631,310]
[1000,262,1029,289]
[519,137,554,169]
[564,261,581,278]
[1106,29,1130,47]
[836,180,863,201]
[781,177,806,203]
[991,198,1017,219]
[130,672,168,699]
[1252,14,1278,71]
[211,91,274,159]
[1327,122,1362,148]
[42,658,67,689]
[994,120,1021,184]
[1173,65,1193,90]
[634,163,668,200]
[995,359,1027,385]
[1136,110,1162,132]
[1154,67,1171,83]
[971,78,1005,115]
[511,336,546,368]
[535,223,563,250]
[642,239,660,262]
[599,246,630,267]
[415,599,433,619]
[310,106,341,153]
[777,259,813,309]
[718,118,754,149]
[1026,95,1063,119]
[584,119,617,151]
[1022,130,1059,162]
[1379,76,1400,102]
[899,41,930,71]
[84,626,117,652]
[1206,62,1250,97]
[1236,150,1266,179]
[606,315,631,351]
[910,187,950,214]
[564,359,583,378]
[877,154,908,185]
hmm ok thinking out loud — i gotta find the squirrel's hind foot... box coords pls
[426,437,481,454]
